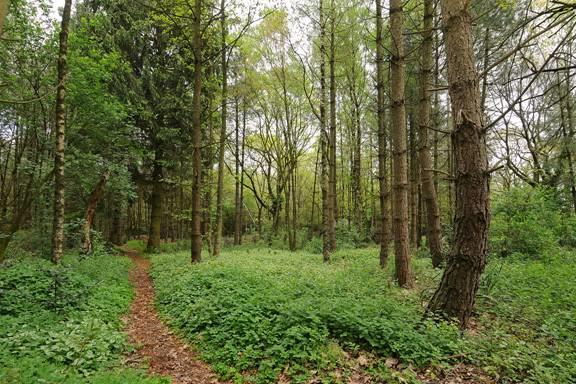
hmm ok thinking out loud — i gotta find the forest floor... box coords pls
[146,244,576,384]
[124,249,223,384]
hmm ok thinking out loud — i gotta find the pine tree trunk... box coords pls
[409,112,419,248]
[82,170,110,253]
[427,0,490,329]
[191,0,203,263]
[51,0,72,264]
[352,93,363,232]
[213,0,227,257]
[390,0,412,288]
[375,0,389,268]
[418,0,443,267]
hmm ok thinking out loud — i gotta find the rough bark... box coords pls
[51,0,72,264]
[191,0,203,263]
[375,0,389,268]
[418,0,443,268]
[409,113,420,248]
[213,0,227,257]
[390,0,412,288]
[81,170,110,254]
[427,0,490,329]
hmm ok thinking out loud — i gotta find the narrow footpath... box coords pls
[124,249,222,384]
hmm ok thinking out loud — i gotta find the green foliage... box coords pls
[3,318,126,375]
[151,248,461,383]
[0,252,162,383]
[469,252,576,383]
[303,224,367,254]
[489,187,568,259]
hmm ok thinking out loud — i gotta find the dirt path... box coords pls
[124,249,221,384]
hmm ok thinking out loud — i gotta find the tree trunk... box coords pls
[320,0,335,261]
[146,156,163,252]
[375,0,389,268]
[328,0,338,237]
[81,170,110,253]
[0,0,9,36]
[234,98,241,245]
[409,112,419,248]
[191,0,203,263]
[213,0,227,257]
[418,0,443,268]
[239,100,246,244]
[560,73,576,214]
[110,202,124,245]
[51,0,72,264]
[203,98,214,253]
[427,0,490,329]
[390,0,412,288]
[0,223,13,263]
[351,81,363,232]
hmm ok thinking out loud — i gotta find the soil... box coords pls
[123,249,222,384]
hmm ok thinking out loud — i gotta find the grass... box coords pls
[0,251,167,384]
[150,245,576,384]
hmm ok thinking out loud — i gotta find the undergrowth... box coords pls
[151,248,461,383]
[0,252,167,384]
[151,247,576,384]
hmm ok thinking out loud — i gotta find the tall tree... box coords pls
[51,0,73,264]
[320,0,335,261]
[328,0,337,244]
[191,0,203,263]
[389,0,412,287]
[375,0,388,267]
[418,0,443,268]
[213,0,227,257]
[427,0,490,328]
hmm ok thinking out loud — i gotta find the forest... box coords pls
[1,0,576,383]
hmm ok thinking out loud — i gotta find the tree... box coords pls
[213,0,228,257]
[375,0,388,268]
[81,170,110,253]
[191,0,203,263]
[389,0,412,288]
[51,0,73,264]
[426,0,490,328]
[418,0,443,268]
[320,0,335,262]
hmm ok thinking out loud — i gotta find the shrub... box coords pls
[0,252,156,382]
[490,186,561,259]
